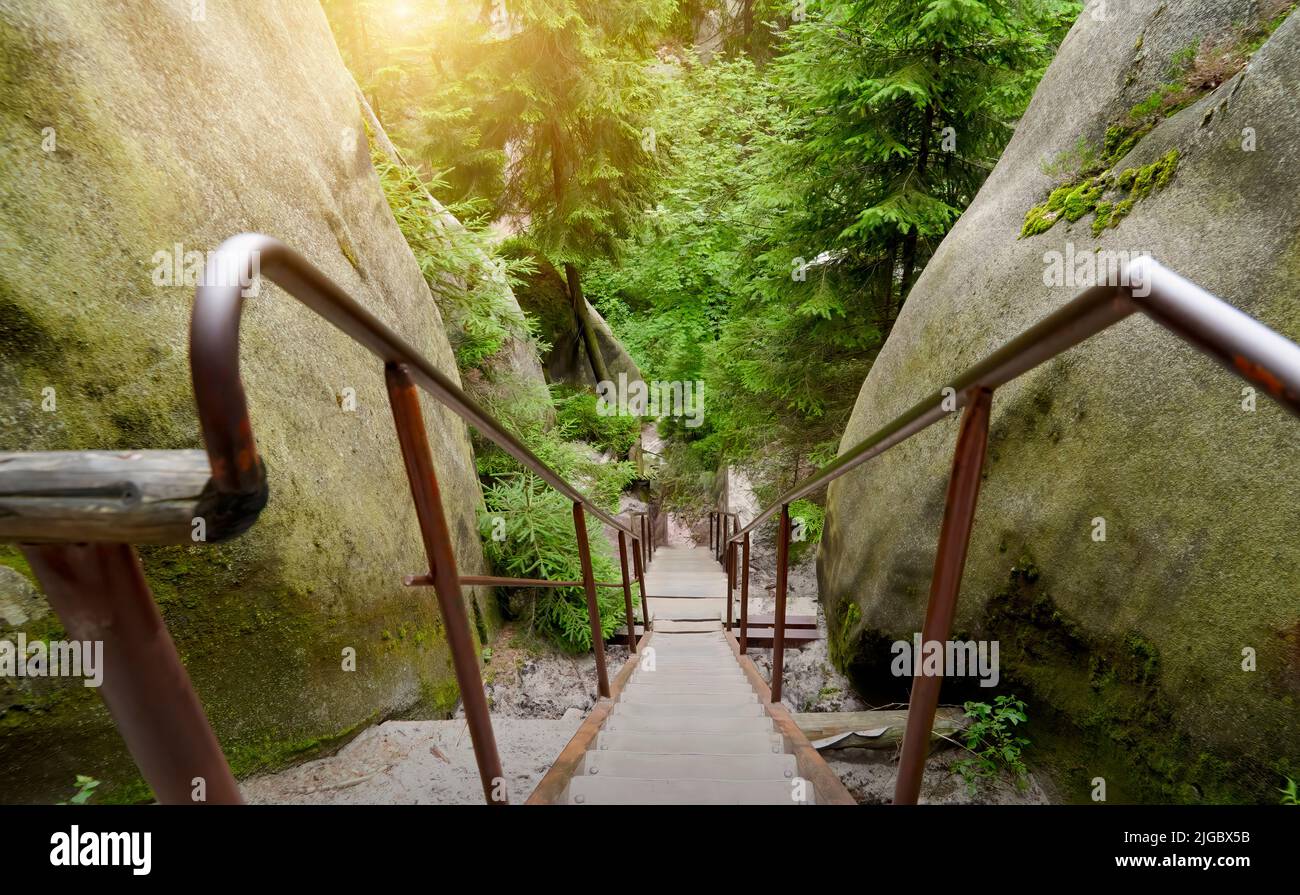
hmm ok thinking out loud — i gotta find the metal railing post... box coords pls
[771,504,791,703]
[572,502,611,698]
[894,387,994,805]
[618,530,637,652]
[725,538,735,631]
[708,511,715,551]
[21,543,243,805]
[384,363,505,804]
[632,535,650,631]
[739,533,750,654]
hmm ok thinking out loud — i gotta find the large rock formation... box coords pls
[820,1,1300,803]
[0,0,498,802]
[510,252,644,389]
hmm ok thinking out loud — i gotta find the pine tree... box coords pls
[463,0,676,383]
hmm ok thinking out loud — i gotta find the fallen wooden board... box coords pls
[738,614,817,629]
[792,708,969,750]
[729,627,820,647]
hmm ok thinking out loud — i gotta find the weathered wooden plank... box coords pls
[742,613,818,629]
[0,450,265,545]
[791,708,969,750]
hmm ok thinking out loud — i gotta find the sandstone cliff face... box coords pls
[820,1,1300,802]
[0,0,497,802]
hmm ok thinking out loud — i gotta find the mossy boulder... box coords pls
[820,1,1300,803]
[0,0,498,802]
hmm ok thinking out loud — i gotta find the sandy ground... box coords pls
[244,631,631,805]
[242,714,582,805]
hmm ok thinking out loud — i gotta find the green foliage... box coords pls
[471,377,638,652]
[372,146,537,371]
[787,497,825,563]
[552,384,640,457]
[478,472,629,652]
[1022,149,1178,239]
[1281,776,1299,805]
[588,1,1077,498]
[954,695,1032,795]
[58,775,101,805]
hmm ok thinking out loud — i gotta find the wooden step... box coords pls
[611,701,766,719]
[567,777,811,805]
[594,730,785,755]
[653,619,723,633]
[619,692,758,706]
[725,626,821,647]
[577,750,796,781]
[739,614,818,629]
[621,684,757,698]
[628,667,746,679]
[603,715,774,735]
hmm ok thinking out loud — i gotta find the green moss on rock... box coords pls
[1021,151,1179,239]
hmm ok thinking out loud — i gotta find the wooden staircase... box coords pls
[529,539,854,805]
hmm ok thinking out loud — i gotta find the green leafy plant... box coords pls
[479,472,630,652]
[787,498,825,562]
[1281,776,1299,805]
[953,695,1032,795]
[552,385,640,457]
[373,145,536,373]
[59,775,101,805]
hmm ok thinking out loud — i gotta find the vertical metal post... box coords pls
[641,513,650,567]
[725,539,735,631]
[572,502,611,698]
[771,504,791,704]
[739,533,750,654]
[894,388,994,806]
[709,512,715,551]
[21,543,242,805]
[617,530,637,652]
[632,535,650,632]
[384,363,505,804]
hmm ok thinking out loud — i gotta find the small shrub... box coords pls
[479,472,629,652]
[1281,776,1299,805]
[373,143,537,374]
[59,775,101,805]
[787,497,824,563]
[953,695,1032,795]
[551,384,640,457]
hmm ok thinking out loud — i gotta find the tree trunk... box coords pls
[564,263,612,385]
[549,126,610,385]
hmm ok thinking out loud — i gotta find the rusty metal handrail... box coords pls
[718,257,1300,805]
[2,232,653,806]
[189,232,658,802]
[192,233,642,541]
